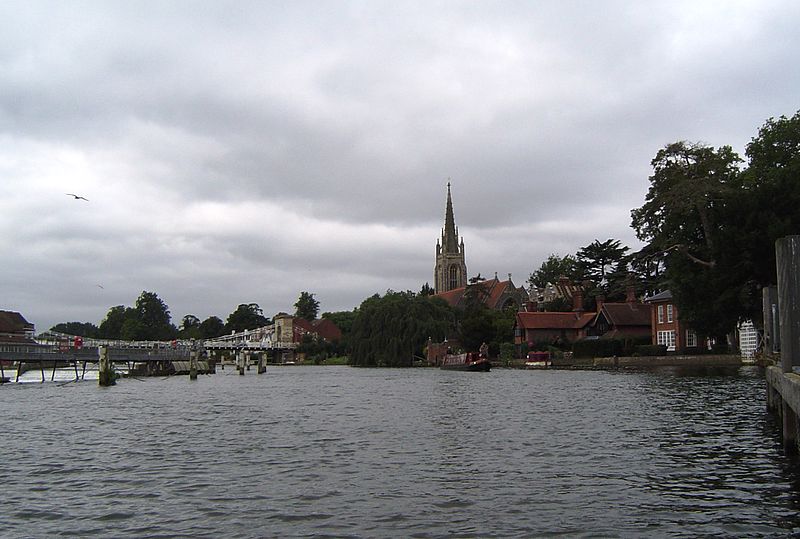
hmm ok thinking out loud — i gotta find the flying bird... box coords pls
[66,193,89,201]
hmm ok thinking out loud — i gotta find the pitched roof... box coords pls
[516,311,594,330]
[599,302,651,327]
[643,290,673,303]
[434,278,523,310]
[0,310,33,333]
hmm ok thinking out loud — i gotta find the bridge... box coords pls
[1,324,301,385]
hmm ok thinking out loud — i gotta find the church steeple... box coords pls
[443,182,459,253]
[434,181,467,294]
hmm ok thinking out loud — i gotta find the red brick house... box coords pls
[643,290,698,352]
[587,292,652,339]
[514,311,595,347]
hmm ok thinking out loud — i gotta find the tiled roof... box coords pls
[600,303,651,327]
[0,310,33,333]
[516,311,594,330]
[434,278,523,310]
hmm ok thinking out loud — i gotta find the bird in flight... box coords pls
[66,193,89,201]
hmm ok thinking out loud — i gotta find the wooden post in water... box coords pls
[238,351,245,375]
[189,351,198,380]
[98,346,115,386]
[258,352,266,374]
[776,236,800,453]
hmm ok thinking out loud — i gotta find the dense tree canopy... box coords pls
[50,321,99,337]
[294,291,320,320]
[630,111,800,338]
[349,291,455,367]
[225,303,268,333]
[199,316,226,339]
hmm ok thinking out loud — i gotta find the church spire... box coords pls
[443,181,459,253]
[434,181,467,294]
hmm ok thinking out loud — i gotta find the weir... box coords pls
[766,235,800,454]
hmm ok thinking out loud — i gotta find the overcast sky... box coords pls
[2,1,798,332]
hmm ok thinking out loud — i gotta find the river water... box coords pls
[1,365,799,538]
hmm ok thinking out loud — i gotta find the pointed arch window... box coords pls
[449,265,460,290]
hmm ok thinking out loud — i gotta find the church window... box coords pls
[449,265,460,290]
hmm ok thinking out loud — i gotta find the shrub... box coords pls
[635,344,668,356]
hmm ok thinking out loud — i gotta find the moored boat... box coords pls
[440,352,491,372]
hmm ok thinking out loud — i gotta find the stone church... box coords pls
[433,183,528,311]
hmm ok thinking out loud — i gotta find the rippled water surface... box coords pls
[2,366,799,537]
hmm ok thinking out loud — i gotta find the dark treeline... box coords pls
[50,291,335,342]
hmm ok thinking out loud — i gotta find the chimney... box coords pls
[572,287,584,313]
[626,285,637,303]
[596,294,605,313]
[526,300,538,312]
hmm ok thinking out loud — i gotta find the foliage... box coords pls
[630,140,743,339]
[296,333,334,364]
[349,291,455,367]
[98,305,134,339]
[199,316,226,339]
[294,291,320,320]
[321,310,356,355]
[635,344,668,357]
[528,254,578,289]
[178,315,202,340]
[572,336,651,358]
[419,282,435,296]
[630,113,800,338]
[133,291,177,340]
[50,321,99,337]
[226,303,268,333]
[96,292,176,340]
[576,239,630,302]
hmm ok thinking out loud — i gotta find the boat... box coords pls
[524,351,552,369]
[440,352,491,372]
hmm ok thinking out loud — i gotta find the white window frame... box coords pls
[667,304,674,323]
[657,330,676,351]
[657,305,664,324]
[686,330,697,348]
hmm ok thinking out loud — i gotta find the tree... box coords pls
[226,303,268,333]
[630,141,743,339]
[419,282,435,296]
[631,141,741,268]
[178,315,202,340]
[199,316,226,339]
[50,322,99,337]
[98,305,135,339]
[575,239,629,284]
[528,254,578,289]
[134,291,177,340]
[294,291,320,320]
[350,291,455,367]
[737,111,800,316]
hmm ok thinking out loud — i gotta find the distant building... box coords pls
[273,313,342,345]
[514,310,595,347]
[0,310,35,344]
[435,275,528,312]
[643,290,698,352]
[587,288,651,339]
[434,183,467,294]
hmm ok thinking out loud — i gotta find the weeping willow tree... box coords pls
[350,291,455,367]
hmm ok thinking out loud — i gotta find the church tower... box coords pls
[434,182,467,293]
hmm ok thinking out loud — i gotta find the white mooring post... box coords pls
[98,346,115,387]
[776,236,800,452]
